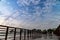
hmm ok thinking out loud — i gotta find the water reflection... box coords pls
[34,34,60,40]
[57,36,60,40]
[0,33,60,40]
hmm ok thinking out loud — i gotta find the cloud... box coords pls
[0,0,60,29]
[17,0,41,6]
[15,0,60,29]
[0,1,14,17]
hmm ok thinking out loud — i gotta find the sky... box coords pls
[0,0,60,30]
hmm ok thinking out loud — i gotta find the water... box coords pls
[0,33,60,40]
[34,34,60,40]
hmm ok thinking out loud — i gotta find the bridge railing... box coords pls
[0,25,33,40]
[0,25,41,40]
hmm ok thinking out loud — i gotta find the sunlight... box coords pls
[0,18,5,25]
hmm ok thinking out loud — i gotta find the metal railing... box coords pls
[0,25,33,40]
[0,25,41,40]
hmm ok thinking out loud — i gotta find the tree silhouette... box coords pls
[47,29,53,34]
[54,25,60,36]
[42,29,47,34]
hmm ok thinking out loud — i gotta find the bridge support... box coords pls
[24,29,26,40]
[14,28,16,40]
[5,27,9,40]
[20,29,23,40]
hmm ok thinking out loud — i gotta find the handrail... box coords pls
[0,25,33,40]
[0,24,40,40]
[0,25,22,29]
[0,25,31,30]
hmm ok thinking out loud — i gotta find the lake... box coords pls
[0,33,60,40]
[34,34,60,40]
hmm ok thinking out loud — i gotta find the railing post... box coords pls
[5,27,9,40]
[24,29,26,40]
[20,29,22,40]
[30,30,31,38]
[14,28,16,40]
[31,30,32,39]
[27,30,29,40]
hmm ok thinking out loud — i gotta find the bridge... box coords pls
[0,25,40,40]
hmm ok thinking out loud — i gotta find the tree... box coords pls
[47,29,53,34]
[36,29,42,33]
[54,25,60,36]
[42,29,47,34]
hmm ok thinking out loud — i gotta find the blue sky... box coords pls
[0,0,60,30]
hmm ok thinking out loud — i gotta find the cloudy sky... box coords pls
[0,0,60,30]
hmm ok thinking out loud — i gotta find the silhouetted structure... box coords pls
[54,25,60,36]
[0,25,41,40]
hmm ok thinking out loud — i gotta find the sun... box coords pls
[0,20,4,25]
[0,18,5,25]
